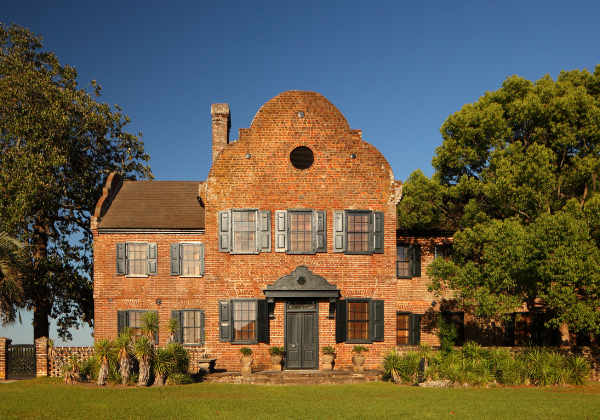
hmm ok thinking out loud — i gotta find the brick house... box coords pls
[91,91,447,371]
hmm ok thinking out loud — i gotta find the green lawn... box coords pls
[1,378,599,419]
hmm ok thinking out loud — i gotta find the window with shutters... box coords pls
[116,242,157,277]
[396,244,421,278]
[333,210,383,255]
[347,300,369,343]
[434,244,452,260]
[232,210,256,253]
[180,243,204,277]
[117,310,158,344]
[396,312,421,345]
[289,210,313,253]
[233,300,257,343]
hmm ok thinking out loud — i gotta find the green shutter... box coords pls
[171,310,182,343]
[218,210,231,252]
[152,310,159,344]
[257,300,269,344]
[199,310,205,346]
[258,210,271,253]
[117,310,128,334]
[116,243,126,275]
[147,243,157,275]
[313,210,327,253]
[412,245,421,277]
[170,244,180,275]
[335,300,347,342]
[333,211,346,252]
[199,243,205,276]
[409,314,421,345]
[219,300,231,342]
[369,300,385,342]
[275,210,287,252]
[373,212,384,253]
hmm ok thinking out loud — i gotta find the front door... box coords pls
[285,301,318,369]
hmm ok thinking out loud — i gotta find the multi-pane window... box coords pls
[289,211,313,253]
[397,245,411,278]
[181,244,203,276]
[232,211,256,253]
[127,243,148,276]
[233,300,257,342]
[347,301,369,341]
[117,310,158,344]
[128,310,145,338]
[434,244,451,260]
[397,312,421,345]
[182,310,204,344]
[347,213,370,253]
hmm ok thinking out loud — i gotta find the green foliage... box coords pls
[165,343,189,374]
[437,317,457,354]
[0,23,152,339]
[352,345,369,354]
[141,312,159,341]
[269,346,285,356]
[383,351,421,384]
[321,346,336,355]
[79,356,99,381]
[168,318,179,335]
[400,68,600,338]
[166,372,194,385]
[154,348,177,379]
[239,347,253,356]
[0,231,25,325]
[133,336,154,362]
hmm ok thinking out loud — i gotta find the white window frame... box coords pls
[126,242,149,278]
[231,209,259,255]
[178,242,205,278]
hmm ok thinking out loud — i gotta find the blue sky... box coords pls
[1,0,599,345]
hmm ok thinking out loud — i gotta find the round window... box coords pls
[290,146,314,170]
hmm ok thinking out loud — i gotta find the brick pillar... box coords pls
[35,337,48,377]
[0,337,11,380]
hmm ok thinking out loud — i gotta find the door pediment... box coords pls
[264,265,340,298]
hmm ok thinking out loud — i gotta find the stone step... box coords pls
[204,369,384,385]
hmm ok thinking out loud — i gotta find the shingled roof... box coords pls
[98,180,205,229]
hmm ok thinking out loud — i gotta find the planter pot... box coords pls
[270,354,283,371]
[352,354,365,373]
[322,354,335,371]
[240,355,253,377]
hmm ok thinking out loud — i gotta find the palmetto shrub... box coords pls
[383,350,421,384]
[115,331,133,385]
[79,356,100,381]
[133,336,154,386]
[165,342,190,374]
[94,338,117,386]
[154,348,177,386]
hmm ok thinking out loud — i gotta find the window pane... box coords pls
[129,311,145,338]
[181,244,202,276]
[289,211,312,253]
[347,301,369,340]
[347,214,370,252]
[396,313,409,345]
[128,243,147,275]
[233,301,257,342]
[182,310,203,344]
[233,211,256,253]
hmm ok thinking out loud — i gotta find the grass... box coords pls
[1,378,600,419]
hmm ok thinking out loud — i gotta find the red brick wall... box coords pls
[0,337,9,380]
[93,91,440,371]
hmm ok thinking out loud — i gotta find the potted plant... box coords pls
[352,345,369,373]
[321,346,336,370]
[240,347,253,377]
[269,346,285,371]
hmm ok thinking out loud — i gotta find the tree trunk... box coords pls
[32,222,50,340]
[137,359,150,386]
[97,359,108,386]
[119,354,130,385]
[33,304,50,339]
[559,322,570,347]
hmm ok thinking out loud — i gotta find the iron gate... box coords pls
[7,344,35,378]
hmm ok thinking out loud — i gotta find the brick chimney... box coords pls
[211,103,230,164]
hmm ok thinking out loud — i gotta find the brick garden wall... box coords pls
[0,337,10,380]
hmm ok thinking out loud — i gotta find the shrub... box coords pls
[383,351,421,384]
[437,317,457,354]
[568,355,590,385]
[79,356,100,381]
[269,346,285,356]
[165,343,190,374]
[240,347,253,356]
[154,348,177,386]
[166,372,194,385]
